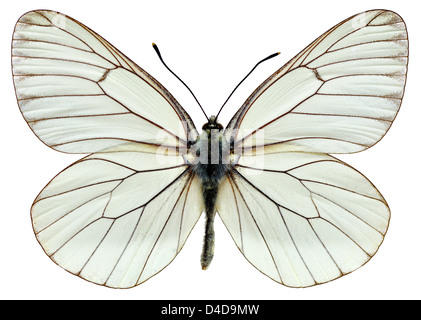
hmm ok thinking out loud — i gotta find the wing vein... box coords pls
[327,39,408,54]
[299,178,385,203]
[232,169,310,220]
[289,111,393,122]
[136,172,193,283]
[78,219,117,278]
[103,206,146,285]
[12,38,95,53]
[12,55,111,70]
[226,175,244,251]
[310,191,385,238]
[277,206,318,285]
[27,112,133,123]
[230,172,283,283]
[177,173,196,250]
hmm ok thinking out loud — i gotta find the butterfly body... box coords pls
[192,116,229,269]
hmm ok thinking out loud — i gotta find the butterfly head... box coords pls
[202,115,223,132]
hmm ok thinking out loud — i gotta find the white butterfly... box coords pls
[12,9,408,288]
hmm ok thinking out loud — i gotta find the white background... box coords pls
[1,0,419,300]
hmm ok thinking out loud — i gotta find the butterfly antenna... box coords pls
[152,43,209,121]
[215,51,280,120]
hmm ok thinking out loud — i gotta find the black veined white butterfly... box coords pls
[12,9,408,288]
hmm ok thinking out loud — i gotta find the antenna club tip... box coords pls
[152,43,160,55]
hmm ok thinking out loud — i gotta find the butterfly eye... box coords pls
[201,121,224,131]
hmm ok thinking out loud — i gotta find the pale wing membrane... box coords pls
[226,10,408,154]
[217,152,389,287]
[32,149,203,288]
[12,10,197,153]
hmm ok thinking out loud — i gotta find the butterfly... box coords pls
[12,9,408,288]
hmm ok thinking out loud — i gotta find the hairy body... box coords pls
[192,116,230,269]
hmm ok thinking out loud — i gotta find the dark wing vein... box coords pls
[228,172,282,282]
[137,171,194,283]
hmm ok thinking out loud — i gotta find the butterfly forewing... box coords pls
[12,10,197,154]
[226,10,408,154]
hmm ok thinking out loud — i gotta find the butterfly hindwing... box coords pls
[32,145,203,288]
[217,151,389,287]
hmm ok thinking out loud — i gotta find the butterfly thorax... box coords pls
[196,118,229,187]
[191,116,230,270]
